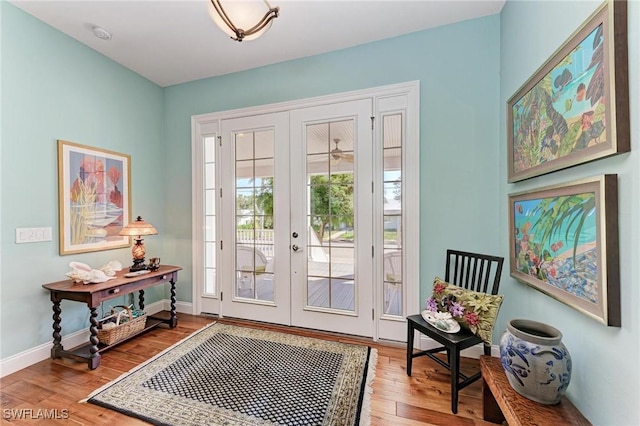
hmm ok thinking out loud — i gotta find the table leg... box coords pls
[51,295,63,359]
[138,289,145,310]
[88,307,101,370]
[406,320,414,376]
[169,277,177,328]
[482,376,504,423]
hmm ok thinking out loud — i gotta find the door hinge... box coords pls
[372,308,375,320]
[220,291,223,302]
[219,188,222,198]
[220,240,223,250]
[372,246,374,258]
[370,116,375,130]
[371,181,374,193]
[217,135,222,146]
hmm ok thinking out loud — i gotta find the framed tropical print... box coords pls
[509,175,620,326]
[507,0,629,182]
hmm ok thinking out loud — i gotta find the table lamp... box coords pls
[118,216,158,271]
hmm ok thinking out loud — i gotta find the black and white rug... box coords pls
[85,323,376,426]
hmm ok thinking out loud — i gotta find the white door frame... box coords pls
[191,81,420,342]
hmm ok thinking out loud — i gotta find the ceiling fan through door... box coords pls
[330,138,354,163]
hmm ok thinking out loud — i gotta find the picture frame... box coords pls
[58,140,132,255]
[508,175,619,326]
[507,0,629,182]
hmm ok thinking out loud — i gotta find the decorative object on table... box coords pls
[207,0,279,42]
[426,277,504,344]
[85,323,376,426]
[99,260,123,277]
[509,174,620,326]
[507,0,629,183]
[500,319,572,405]
[97,305,146,345]
[118,216,158,272]
[420,309,460,334]
[148,257,161,270]
[65,260,122,284]
[58,140,131,255]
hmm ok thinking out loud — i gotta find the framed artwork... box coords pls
[58,140,131,255]
[509,175,619,326]
[507,0,629,182]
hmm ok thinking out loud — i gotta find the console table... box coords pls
[42,265,181,370]
[480,356,591,425]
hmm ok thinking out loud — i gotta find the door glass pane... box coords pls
[306,120,356,312]
[235,130,275,302]
[203,136,217,297]
[382,114,403,316]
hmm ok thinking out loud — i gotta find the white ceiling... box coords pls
[9,0,505,87]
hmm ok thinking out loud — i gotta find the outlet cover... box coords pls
[16,227,53,243]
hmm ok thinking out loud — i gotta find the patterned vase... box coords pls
[499,319,571,405]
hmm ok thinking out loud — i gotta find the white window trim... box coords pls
[191,81,420,341]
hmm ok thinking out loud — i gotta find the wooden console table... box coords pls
[42,265,181,370]
[480,356,591,425]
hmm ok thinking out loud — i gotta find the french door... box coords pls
[290,100,373,336]
[219,112,291,325]
[193,81,420,342]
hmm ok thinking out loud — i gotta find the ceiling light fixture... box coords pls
[207,0,279,42]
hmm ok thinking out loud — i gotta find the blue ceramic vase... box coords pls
[499,319,572,405]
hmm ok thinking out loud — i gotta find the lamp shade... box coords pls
[118,216,157,237]
[207,0,279,42]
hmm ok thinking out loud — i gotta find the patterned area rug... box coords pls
[85,323,376,426]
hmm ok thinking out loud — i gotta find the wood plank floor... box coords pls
[0,313,497,425]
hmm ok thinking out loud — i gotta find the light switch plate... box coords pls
[16,227,53,243]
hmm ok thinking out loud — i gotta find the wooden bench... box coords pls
[480,356,591,425]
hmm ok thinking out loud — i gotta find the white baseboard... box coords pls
[0,299,191,378]
[418,335,500,358]
[162,300,193,314]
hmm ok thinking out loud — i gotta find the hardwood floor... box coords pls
[0,313,497,425]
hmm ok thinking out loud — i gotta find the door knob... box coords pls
[292,244,301,252]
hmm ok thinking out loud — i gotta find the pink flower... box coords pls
[434,283,447,295]
[464,311,479,327]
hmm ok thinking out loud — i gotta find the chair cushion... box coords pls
[426,277,504,344]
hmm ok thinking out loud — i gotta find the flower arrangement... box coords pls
[425,281,480,331]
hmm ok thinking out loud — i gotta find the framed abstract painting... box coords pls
[507,0,629,182]
[509,175,620,326]
[58,140,131,255]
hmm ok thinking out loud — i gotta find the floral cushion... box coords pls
[425,277,504,344]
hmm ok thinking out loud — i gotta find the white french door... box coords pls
[290,100,374,336]
[219,112,291,325]
[193,81,420,342]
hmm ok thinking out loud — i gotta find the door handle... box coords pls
[291,244,303,252]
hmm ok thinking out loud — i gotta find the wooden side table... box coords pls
[480,356,591,425]
[42,265,181,370]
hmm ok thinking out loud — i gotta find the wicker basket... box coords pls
[97,305,146,345]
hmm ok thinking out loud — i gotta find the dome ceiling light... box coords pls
[208,0,279,42]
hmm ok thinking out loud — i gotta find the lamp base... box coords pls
[129,259,147,272]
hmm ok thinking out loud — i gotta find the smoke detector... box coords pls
[92,26,112,41]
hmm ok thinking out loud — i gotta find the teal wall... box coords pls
[164,14,502,303]
[0,3,165,358]
[3,1,638,422]
[499,1,639,424]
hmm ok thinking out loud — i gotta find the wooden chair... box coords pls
[406,249,504,414]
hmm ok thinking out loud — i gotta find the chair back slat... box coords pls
[444,249,504,295]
